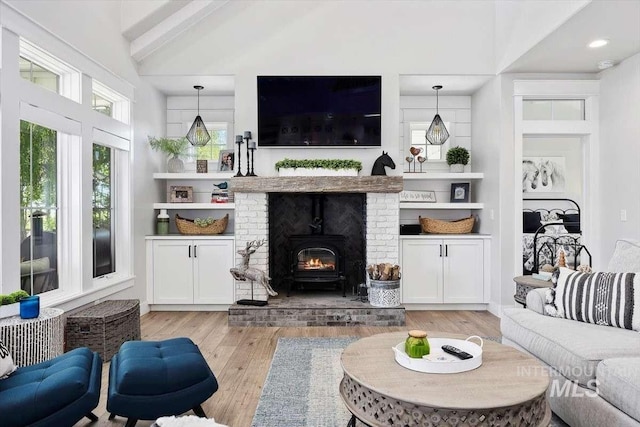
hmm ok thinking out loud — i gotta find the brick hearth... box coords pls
[228,293,405,327]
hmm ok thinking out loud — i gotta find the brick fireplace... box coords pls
[231,176,402,301]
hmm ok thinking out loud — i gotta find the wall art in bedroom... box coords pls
[522,156,566,193]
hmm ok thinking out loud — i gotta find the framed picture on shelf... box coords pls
[196,160,208,173]
[218,150,234,172]
[169,186,193,203]
[450,182,470,203]
[399,190,436,203]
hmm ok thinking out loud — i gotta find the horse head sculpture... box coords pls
[371,151,396,176]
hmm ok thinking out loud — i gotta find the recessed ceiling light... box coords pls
[589,39,609,48]
[598,60,615,70]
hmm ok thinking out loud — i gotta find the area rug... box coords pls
[251,337,567,427]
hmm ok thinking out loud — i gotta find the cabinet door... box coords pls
[152,240,194,304]
[193,239,235,304]
[401,240,443,303]
[443,240,484,303]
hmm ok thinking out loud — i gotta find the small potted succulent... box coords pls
[0,290,30,319]
[446,146,470,173]
[148,136,190,173]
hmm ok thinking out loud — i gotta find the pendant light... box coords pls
[186,85,211,146]
[425,85,449,145]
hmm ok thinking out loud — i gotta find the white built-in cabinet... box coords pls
[147,172,236,309]
[147,236,235,305]
[400,235,490,304]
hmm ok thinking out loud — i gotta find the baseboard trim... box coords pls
[403,303,488,311]
[139,301,150,316]
[149,304,231,311]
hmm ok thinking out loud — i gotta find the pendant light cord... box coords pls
[436,89,439,113]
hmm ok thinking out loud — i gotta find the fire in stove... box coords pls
[301,258,336,270]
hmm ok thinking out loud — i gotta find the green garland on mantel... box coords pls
[275,158,363,171]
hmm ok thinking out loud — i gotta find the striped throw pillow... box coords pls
[545,267,640,331]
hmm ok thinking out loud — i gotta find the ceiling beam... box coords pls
[121,0,191,41]
[130,0,229,62]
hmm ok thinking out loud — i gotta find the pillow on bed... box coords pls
[523,212,542,233]
[545,267,640,331]
[540,220,567,235]
[558,213,580,233]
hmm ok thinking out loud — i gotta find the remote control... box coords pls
[441,345,474,360]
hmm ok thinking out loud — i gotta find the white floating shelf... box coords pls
[153,173,235,180]
[399,202,484,209]
[153,203,235,210]
[402,173,484,180]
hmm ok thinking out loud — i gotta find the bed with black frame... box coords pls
[522,198,592,275]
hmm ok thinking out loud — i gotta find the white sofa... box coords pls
[501,239,640,427]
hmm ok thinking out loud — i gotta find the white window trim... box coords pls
[93,79,130,124]
[20,37,81,103]
[407,121,453,163]
[1,23,134,307]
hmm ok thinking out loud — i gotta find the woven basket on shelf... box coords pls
[175,213,228,235]
[419,216,475,234]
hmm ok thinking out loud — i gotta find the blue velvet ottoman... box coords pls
[0,347,102,427]
[107,337,219,427]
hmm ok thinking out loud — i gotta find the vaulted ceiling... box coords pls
[122,0,640,94]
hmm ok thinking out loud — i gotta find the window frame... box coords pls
[0,24,134,308]
[406,121,453,163]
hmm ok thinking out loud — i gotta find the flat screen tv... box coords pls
[258,76,381,147]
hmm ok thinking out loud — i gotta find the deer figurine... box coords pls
[230,239,278,296]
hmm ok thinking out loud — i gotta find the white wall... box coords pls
[471,76,502,312]
[6,0,139,84]
[597,53,640,263]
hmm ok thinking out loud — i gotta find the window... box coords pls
[92,93,113,117]
[409,122,451,162]
[19,38,80,102]
[186,122,228,161]
[19,56,59,93]
[1,33,133,304]
[523,100,585,120]
[92,80,130,124]
[19,120,59,296]
[93,144,115,278]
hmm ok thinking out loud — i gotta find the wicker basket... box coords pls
[419,216,475,234]
[65,300,140,361]
[175,213,228,235]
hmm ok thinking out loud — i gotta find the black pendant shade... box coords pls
[426,85,450,145]
[186,86,210,147]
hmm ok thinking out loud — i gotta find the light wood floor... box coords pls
[75,310,500,427]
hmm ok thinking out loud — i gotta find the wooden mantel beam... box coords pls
[230,176,403,193]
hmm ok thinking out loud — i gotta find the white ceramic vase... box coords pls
[449,164,465,173]
[167,155,185,173]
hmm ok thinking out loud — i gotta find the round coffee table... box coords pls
[340,332,550,427]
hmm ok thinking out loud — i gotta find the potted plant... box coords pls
[446,146,470,173]
[148,136,189,173]
[275,159,363,177]
[0,290,30,319]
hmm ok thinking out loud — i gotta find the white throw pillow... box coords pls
[607,239,640,273]
[540,220,567,235]
[0,339,16,379]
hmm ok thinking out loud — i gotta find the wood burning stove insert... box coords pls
[287,234,346,297]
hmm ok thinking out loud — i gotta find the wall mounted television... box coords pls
[257,76,381,147]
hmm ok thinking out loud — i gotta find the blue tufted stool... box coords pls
[0,348,102,427]
[107,337,219,427]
